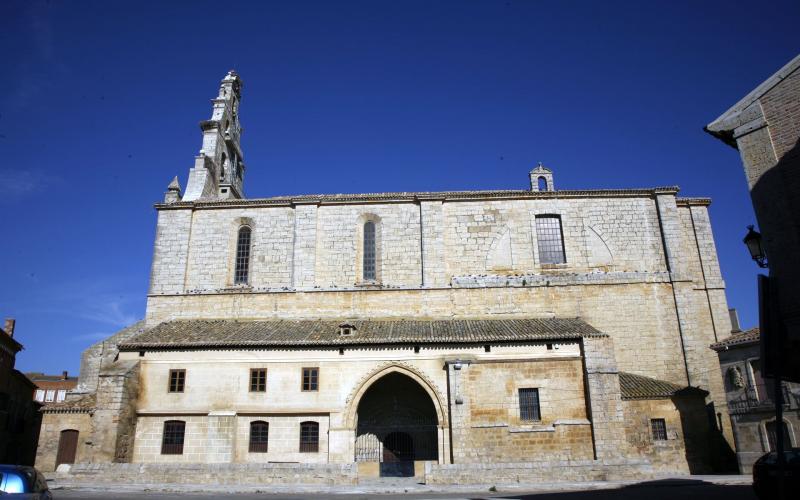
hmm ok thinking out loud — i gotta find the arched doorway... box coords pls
[354,372,438,476]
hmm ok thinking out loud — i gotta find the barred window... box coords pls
[363,221,376,280]
[651,418,667,441]
[249,421,269,453]
[250,369,267,392]
[302,367,319,392]
[535,215,566,264]
[234,226,252,284]
[161,420,185,454]
[168,369,185,393]
[299,421,319,452]
[519,388,541,421]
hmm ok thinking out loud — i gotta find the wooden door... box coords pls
[56,429,79,466]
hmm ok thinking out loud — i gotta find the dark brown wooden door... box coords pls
[56,429,79,466]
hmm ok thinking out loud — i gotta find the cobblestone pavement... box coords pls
[53,478,757,500]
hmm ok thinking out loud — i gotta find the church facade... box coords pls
[37,72,735,480]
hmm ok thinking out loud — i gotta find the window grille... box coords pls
[363,221,376,280]
[161,420,186,454]
[651,418,667,441]
[535,215,566,264]
[299,421,319,452]
[234,226,252,284]
[249,421,269,453]
[519,388,541,421]
[302,367,319,391]
[250,369,267,392]
[168,369,185,393]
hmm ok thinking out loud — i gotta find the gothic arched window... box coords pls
[234,226,252,284]
[363,221,376,280]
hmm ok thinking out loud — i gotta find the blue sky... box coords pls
[1,0,798,374]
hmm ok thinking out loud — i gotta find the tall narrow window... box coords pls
[168,369,185,393]
[363,221,376,280]
[651,418,667,441]
[234,226,252,284]
[535,215,566,264]
[302,367,319,392]
[300,421,319,452]
[249,421,269,453]
[161,420,186,455]
[250,369,267,392]
[518,388,541,421]
[766,420,792,451]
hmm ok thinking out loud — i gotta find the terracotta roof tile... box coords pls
[119,317,605,350]
[710,327,760,351]
[619,372,692,400]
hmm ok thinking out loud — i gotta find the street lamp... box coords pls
[743,225,768,268]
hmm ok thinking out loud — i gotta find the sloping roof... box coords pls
[156,186,683,209]
[710,327,760,351]
[705,54,800,146]
[40,393,96,414]
[119,317,605,350]
[618,372,704,400]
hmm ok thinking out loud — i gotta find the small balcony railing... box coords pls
[728,383,793,415]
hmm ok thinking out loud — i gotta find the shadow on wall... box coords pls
[750,137,800,383]
[673,392,737,473]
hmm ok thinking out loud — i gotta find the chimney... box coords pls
[728,308,742,333]
[62,370,69,380]
[3,318,15,338]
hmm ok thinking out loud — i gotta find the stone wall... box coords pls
[36,412,93,472]
[55,462,357,486]
[621,399,689,474]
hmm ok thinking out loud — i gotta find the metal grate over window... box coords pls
[161,420,185,454]
[363,221,376,280]
[651,418,667,441]
[299,421,319,452]
[168,369,185,393]
[302,367,319,391]
[519,388,541,421]
[535,215,566,264]
[249,421,269,453]
[250,369,267,392]
[234,226,252,284]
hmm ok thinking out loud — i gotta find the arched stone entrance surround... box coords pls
[342,363,449,471]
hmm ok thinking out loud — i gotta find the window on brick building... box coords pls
[299,421,319,452]
[249,421,269,452]
[363,221,376,280]
[168,369,185,393]
[651,418,667,441]
[535,215,566,264]
[234,225,252,284]
[302,367,319,391]
[161,420,186,454]
[518,388,541,421]
[250,369,267,392]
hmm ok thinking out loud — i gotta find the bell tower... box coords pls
[182,70,246,201]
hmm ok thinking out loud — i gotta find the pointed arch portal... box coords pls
[354,372,439,476]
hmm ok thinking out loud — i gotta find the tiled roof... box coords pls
[618,372,700,400]
[119,317,605,350]
[710,327,760,351]
[41,393,96,414]
[156,186,684,209]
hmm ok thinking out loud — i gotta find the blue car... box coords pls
[0,465,53,499]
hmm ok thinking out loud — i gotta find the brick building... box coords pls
[38,72,736,482]
[27,371,78,405]
[0,318,42,465]
[705,54,800,380]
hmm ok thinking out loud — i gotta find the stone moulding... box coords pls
[153,186,683,210]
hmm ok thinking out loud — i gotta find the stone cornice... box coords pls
[155,186,683,210]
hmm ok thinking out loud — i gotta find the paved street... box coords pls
[53,478,757,500]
